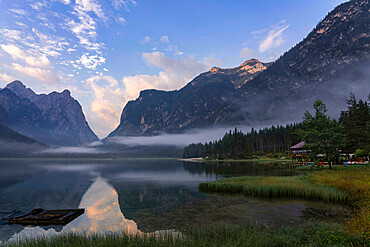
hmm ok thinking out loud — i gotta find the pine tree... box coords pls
[297,100,345,169]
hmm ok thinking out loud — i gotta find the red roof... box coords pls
[290,141,305,150]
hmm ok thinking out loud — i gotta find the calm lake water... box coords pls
[0,159,350,242]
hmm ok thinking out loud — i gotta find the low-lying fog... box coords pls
[41,124,274,154]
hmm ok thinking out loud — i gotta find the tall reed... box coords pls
[199,175,347,203]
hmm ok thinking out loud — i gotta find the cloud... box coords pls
[75,0,106,20]
[160,35,169,43]
[122,52,217,100]
[116,16,127,24]
[140,36,151,44]
[112,0,137,11]
[1,44,51,68]
[31,28,69,57]
[239,47,259,59]
[0,70,15,83]
[76,53,106,70]
[0,29,21,41]
[158,35,184,55]
[8,9,28,16]
[85,74,125,136]
[64,0,107,53]
[56,0,71,4]
[259,24,289,52]
[10,63,59,84]
[29,1,48,10]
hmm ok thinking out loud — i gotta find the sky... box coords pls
[0,0,348,138]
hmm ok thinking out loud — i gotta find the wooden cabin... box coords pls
[290,141,311,166]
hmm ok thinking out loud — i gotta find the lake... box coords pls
[0,159,350,242]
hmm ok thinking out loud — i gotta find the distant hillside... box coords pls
[0,81,99,146]
[109,0,370,137]
[0,123,42,144]
[0,123,47,156]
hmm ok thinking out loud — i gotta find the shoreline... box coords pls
[179,157,292,163]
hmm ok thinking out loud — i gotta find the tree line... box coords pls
[183,123,303,159]
[183,93,370,160]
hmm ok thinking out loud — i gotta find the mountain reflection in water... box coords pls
[7,177,147,242]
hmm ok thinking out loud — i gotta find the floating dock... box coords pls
[2,208,84,226]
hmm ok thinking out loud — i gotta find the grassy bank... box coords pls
[2,223,368,247]
[305,167,370,237]
[181,157,291,163]
[199,166,370,238]
[205,158,291,162]
[199,175,346,203]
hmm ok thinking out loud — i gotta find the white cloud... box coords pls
[76,53,106,70]
[160,35,169,43]
[112,0,137,11]
[259,24,289,52]
[116,16,127,24]
[122,51,219,101]
[0,70,15,83]
[75,0,106,20]
[0,29,21,41]
[1,44,51,68]
[0,44,60,84]
[15,22,28,28]
[8,9,28,16]
[239,47,259,59]
[85,75,125,137]
[10,63,59,84]
[64,0,106,53]
[31,28,69,57]
[29,1,48,10]
[140,36,151,44]
[56,0,71,4]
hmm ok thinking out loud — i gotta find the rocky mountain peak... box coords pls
[239,58,261,67]
[237,59,269,78]
[6,80,25,89]
[5,80,36,99]
[210,66,221,73]
[61,89,71,97]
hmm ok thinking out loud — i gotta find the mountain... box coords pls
[109,59,269,136]
[109,0,370,137]
[237,0,370,118]
[0,81,99,146]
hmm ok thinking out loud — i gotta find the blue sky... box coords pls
[0,0,347,138]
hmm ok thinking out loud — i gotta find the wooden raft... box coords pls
[2,208,85,226]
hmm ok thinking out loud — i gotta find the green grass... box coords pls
[2,223,368,247]
[199,175,347,203]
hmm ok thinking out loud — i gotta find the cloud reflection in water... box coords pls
[7,177,145,242]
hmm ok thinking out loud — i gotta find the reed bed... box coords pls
[2,223,367,247]
[306,167,370,238]
[199,175,347,203]
[200,166,370,238]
